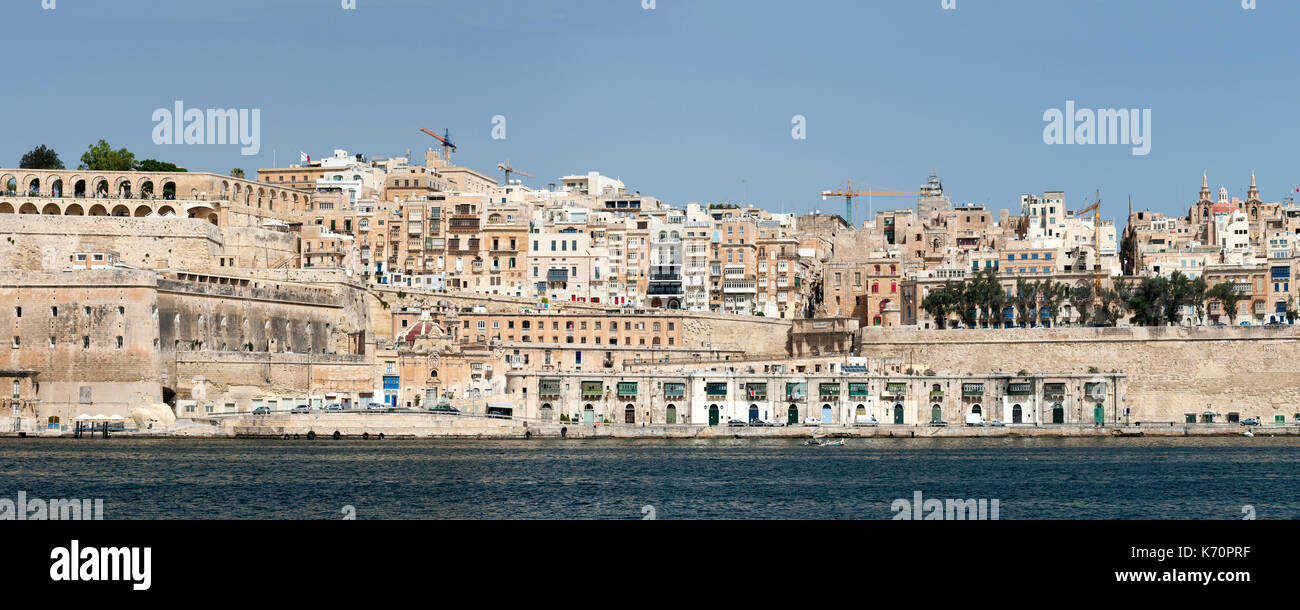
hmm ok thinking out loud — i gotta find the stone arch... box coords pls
[0,202,14,213]
[19,202,39,214]
[220,181,230,199]
[134,205,152,217]
[1,174,17,195]
[95,179,110,198]
[116,178,133,199]
[162,180,176,200]
[73,179,86,198]
[140,180,155,199]
[87,204,108,216]
[49,178,63,197]
[157,205,177,217]
[40,203,61,215]
[23,175,40,195]
[110,204,130,217]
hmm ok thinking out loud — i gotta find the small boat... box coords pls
[823,440,846,447]
[1243,430,1255,438]
[802,439,822,446]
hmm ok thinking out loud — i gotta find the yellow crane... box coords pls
[820,180,922,226]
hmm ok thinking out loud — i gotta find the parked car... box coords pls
[290,405,310,414]
[1240,418,1260,426]
[429,403,460,415]
[324,403,343,411]
[989,419,1006,427]
[803,417,824,426]
[929,419,948,426]
[727,418,747,427]
[854,416,878,426]
[252,406,271,415]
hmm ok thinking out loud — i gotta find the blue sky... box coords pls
[3,0,1296,222]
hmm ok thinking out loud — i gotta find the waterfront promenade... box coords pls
[4,411,1292,440]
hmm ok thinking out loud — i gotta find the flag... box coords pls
[300,152,309,163]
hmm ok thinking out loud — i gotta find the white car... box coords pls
[804,417,824,426]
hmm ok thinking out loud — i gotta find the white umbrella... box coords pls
[75,413,92,420]
[107,415,124,420]
[91,414,108,420]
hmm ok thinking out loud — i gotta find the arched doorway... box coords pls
[64,203,84,216]
[855,404,866,420]
[821,404,833,424]
[539,403,553,421]
[894,402,905,424]
[748,404,759,423]
[931,404,943,423]
[41,203,60,215]
[1012,404,1023,424]
[708,404,720,426]
[1052,402,1064,424]
[583,403,595,423]
[624,404,635,424]
[666,404,677,424]
[787,404,799,425]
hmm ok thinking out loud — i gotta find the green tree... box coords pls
[136,159,187,172]
[78,139,136,171]
[1070,282,1095,326]
[1039,279,1068,326]
[1207,282,1246,324]
[19,144,64,169]
[1097,287,1125,326]
[1013,278,1037,327]
[230,168,245,178]
[922,282,958,330]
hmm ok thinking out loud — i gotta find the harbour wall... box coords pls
[856,325,1300,422]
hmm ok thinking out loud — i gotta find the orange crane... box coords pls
[820,180,922,226]
[419,127,457,164]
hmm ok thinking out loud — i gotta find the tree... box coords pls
[136,159,187,172]
[1013,279,1037,327]
[230,168,245,178]
[78,140,136,171]
[1070,282,1095,326]
[1207,282,1246,324]
[19,145,64,169]
[922,282,958,329]
[1097,288,1124,326]
[1039,279,1068,326]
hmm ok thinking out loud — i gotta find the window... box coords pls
[116,336,124,349]
[82,336,90,349]
[11,380,18,399]
[11,336,18,349]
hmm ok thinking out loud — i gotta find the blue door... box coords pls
[821,405,833,424]
[748,405,759,422]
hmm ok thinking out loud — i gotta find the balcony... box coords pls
[448,217,480,232]
[723,280,757,294]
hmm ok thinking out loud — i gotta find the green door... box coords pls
[583,406,595,423]
[1093,404,1105,424]
[1052,403,1064,424]
[708,405,719,426]
[787,405,798,425]
[666,405,676,424]
[893,404,904,425]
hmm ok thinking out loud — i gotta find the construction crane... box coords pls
[497,159,534,186]
[820,180,922,226]
[419,127,457,164]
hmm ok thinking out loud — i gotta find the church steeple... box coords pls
[1199,172,1211,202]
[1248,172,1260,202]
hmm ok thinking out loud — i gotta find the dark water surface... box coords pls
[1,437,1296,519]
